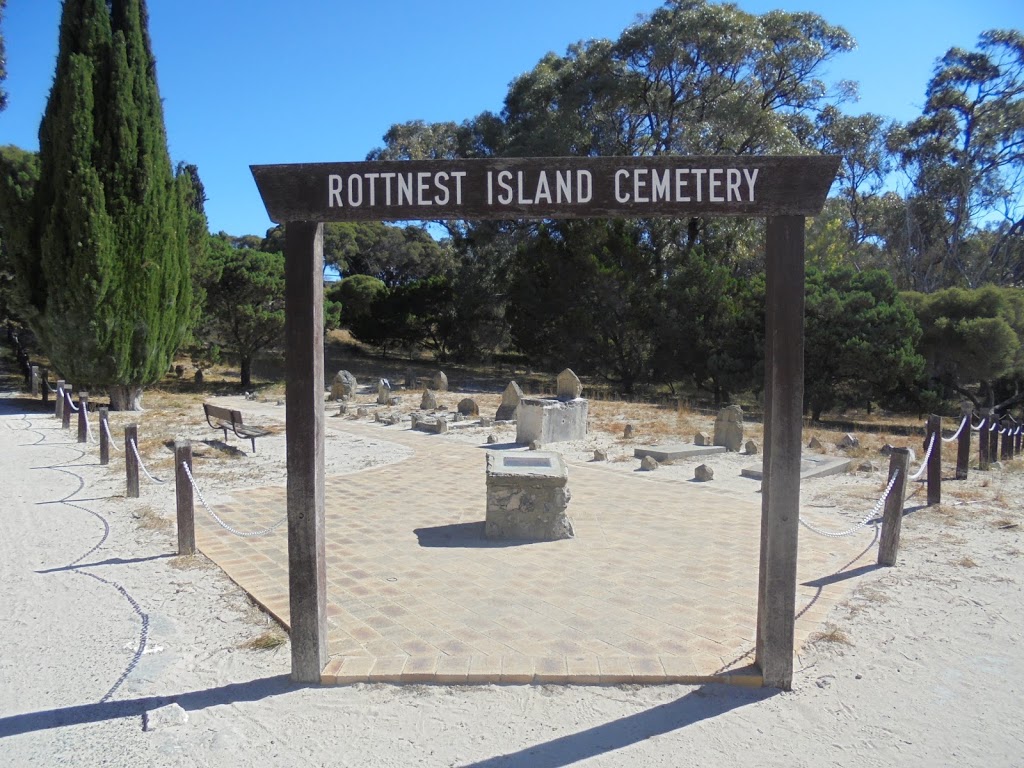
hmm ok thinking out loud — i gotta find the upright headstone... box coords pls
[331,370,356,400]
[556,368,583,400]
[376,378,392,405]
[457,397,479,417]
[430,371,448,391]
[495,381,523,421]
[713,405,744,451]
[420,389,438,410]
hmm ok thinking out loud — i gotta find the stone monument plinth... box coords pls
[485,452,573,541]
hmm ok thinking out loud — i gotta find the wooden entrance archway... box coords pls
[251,155,838,689]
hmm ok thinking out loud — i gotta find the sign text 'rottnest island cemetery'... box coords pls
[251,156,839,223]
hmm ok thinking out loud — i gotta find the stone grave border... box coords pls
[251,154,839,689]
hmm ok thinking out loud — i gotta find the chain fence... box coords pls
[181,462,287,537]
[942,415,968,443]
[799,469,901,539]
[909,432,937,481]
[128,438,166,484]
[102,418,120,452]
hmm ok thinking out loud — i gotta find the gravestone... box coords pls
[430,371,448,391]
[420,389,438,410]
[457,398,479,417]
[640,455,658,471]
[376,378,392,405]
[331,370,357,400]
[695,464,714,481]
[695,431,711,446]
[496,381,523,421]
[556,368,583,400]
[485,452,573,541]
[713,405,744,451]
[516,397,588,445]
[838,433,860,450]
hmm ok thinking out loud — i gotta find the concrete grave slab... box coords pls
[740,453,852,481]
[633,444,728,462]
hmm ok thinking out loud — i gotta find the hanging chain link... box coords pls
[181,462,287,537]
[799,469,901,539]
[102,418,121,452]
[941,415,968,443]
[128,438,166,484]
[909,432,937,481]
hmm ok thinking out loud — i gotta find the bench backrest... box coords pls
[204,402,243,425]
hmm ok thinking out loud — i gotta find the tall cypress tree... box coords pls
[28,0,194,410]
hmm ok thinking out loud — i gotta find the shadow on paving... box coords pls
[0,675,304,738]
[460,684,779,768]
[414,521,539,549]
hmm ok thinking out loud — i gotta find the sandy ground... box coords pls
[1,382,1023,767]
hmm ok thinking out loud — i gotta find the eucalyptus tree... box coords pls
[889,30,1024,290]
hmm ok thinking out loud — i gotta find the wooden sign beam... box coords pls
[252,156,838,222]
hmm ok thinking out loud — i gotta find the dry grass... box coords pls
[240,628,287,651]
[956,556,979,568]
[807,624,853,646]
[131,504,172,532]
[169,554,218,571]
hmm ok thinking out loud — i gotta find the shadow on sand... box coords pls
[0,675,305,738]
[460,683,779,768]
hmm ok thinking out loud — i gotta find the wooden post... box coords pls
[41,369,49,405]
[956,404,971,480]
[61,384,73,430]
[99,407,110,466]
[174,441,196,556]
[878,448,911,566]
[1000,419,1013,461]
[989,419,1000,466]
[1016,421,1022,455]
[979,409,990,470]
[926,414,941,506]
[55,380,66,420]
[77,392,89,444]
[755,215,804,691]
[284,221,328,683]
[125,423,140,498]
[30,365,39,397]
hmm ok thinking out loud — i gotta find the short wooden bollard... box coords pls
[41,369,49,405]
[978,409,990,470]
[174,441,196,556]
[1016,423,1022,455]
[30,365,39,397]
[878,448,911,567]
[125,423,140,498]
[77,392,89,444]
[1000,420,1014,461]
[956,407,971,480]
[99,407,110,466]
[61,385,73,430]
[55,380,66,421]
[926,414,941,506]
[989,420,1000,466]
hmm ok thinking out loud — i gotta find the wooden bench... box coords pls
[203,403,271,453]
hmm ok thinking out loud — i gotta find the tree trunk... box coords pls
[109,384,144,411]
[240,357,252,388]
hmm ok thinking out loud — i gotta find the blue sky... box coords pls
[2,1,1021,238]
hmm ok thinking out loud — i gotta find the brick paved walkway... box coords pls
[195,418,877,686]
